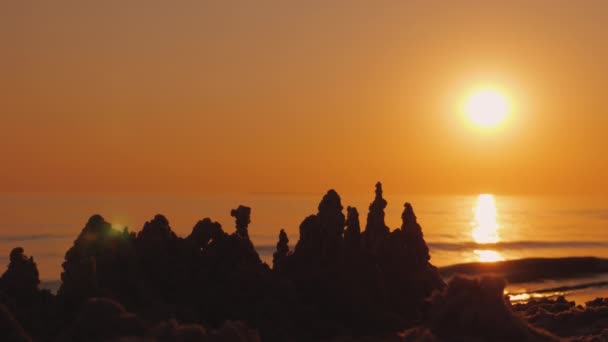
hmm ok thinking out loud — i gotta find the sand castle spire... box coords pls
[273,229,290,271]
[345,206,361,247]
[231,205,251,239]
[364,182,390,244]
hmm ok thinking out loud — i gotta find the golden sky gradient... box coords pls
[2,1,607,195]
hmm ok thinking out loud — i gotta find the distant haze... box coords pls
[2,1,608,195]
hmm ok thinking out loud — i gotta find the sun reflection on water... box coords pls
[472,194,503,262]
[474,249,504,262]
[507,291,567,303]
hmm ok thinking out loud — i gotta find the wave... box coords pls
[507,276,608,303]
[524,280,608,295]
[0,233,72,242]
[254,244,276,255]
[40,280,62,294]
[558,208,608,220]
[187,240,608,257]
[439,257,608,283]
[428,240,608,252]
[0,252,64,262]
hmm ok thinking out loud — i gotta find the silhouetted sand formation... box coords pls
[344,206,361,248]
[2,248,40,298]
[0,183,607,341]
[231,205,252,240]
[53,297,261,342]
[0,248,56,341]
[512,296,608,339]
[0,303,31,342]
[272,229,289,272]
[401,276,560,341]
[363,182,390,248]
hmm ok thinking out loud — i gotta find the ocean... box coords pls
[1,192,607,304]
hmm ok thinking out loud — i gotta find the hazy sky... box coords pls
[2,1,608,195]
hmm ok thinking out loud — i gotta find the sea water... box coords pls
[1,192,607,304]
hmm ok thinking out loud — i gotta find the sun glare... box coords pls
[465,89,509,129]
[474,250,504,262]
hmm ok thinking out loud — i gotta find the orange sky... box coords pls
[1,1,608,195]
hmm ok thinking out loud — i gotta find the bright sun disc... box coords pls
[465,90,508,128]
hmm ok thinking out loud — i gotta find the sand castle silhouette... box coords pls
[0,183,607,341]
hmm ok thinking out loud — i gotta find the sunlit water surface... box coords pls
[1,193,607,303]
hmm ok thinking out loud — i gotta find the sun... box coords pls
[465,89,509,129]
